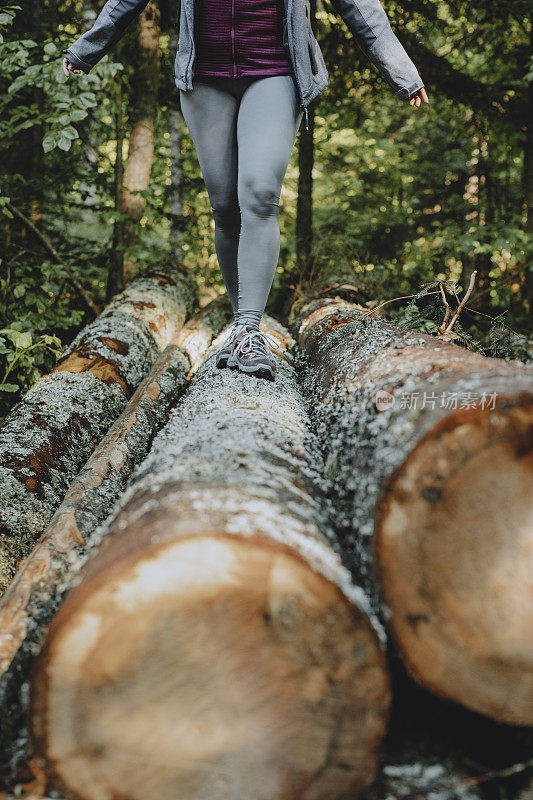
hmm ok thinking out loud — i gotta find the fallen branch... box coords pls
[438,283,452,331]
[363,290,441,318]
[440,270,477,335]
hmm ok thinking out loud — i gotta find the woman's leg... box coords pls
[179,81,241,314]
[235,75,303,329]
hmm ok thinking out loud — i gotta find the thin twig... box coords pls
[438,283,452,332]
[456,757,533,789]
[5,201,100,316]
[443,270,477,334]
[462,305,527,342]
[363,290,441,318]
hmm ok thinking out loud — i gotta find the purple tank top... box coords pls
[193,0,292,78]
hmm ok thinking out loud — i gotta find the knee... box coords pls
[211,199,241,233]
[239,176,280,219]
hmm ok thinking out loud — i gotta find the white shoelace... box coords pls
[233,329,279,359]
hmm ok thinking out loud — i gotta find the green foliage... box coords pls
[0,4,121,157]
[0,1,127,417]
[0,255,88,417]
[0,0,531,424]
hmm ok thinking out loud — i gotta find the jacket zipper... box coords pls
[185,0,198,87]
[186,0,309,121]
[231,0,237,77]
[283,14,309,131]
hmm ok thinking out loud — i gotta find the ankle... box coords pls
[236,308,262,330]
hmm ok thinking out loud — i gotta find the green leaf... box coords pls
[2,329,32,348]
[42,132,57,152]
[0,384,19,393]
[13,283,25,298]
[8,74,29,94]
[57,133,72,151]
[62,125,78,140]
[44,42,57,55]
[69,109,87,122]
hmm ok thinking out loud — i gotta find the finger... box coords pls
[62,58,70,77]
[73,68,81,74]
[420,87,429,103]
[415,95,421,107]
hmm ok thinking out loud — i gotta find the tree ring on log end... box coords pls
[32,534,389,800]
[376,397,533,725]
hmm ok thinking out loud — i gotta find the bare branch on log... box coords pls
[438,283,452,332]
[363,290,441,319]
[441,271,477,336]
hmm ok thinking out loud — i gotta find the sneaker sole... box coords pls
[230,359,275,381]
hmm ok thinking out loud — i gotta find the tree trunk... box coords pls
[295,0,316,287]
[523,17,533,307]
[0,299,232,777]
[29,318,390,800]
[293,298,533,726]
[168,21,186,266]
[121,2,161,282]
[30,0,44,224]
[0,266,196,593]
[107,41,125,302]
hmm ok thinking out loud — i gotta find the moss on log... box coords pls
[293,298,533,725]
[0,299,232,778]
[29,318,390,800]
[0,265,196,593]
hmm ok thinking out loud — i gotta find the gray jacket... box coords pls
[64,0,424,130]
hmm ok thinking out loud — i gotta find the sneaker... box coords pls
[227,325,278,380]
[215,323,245,369]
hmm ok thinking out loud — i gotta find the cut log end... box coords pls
[376,397,533,725]
[32,535,389,800]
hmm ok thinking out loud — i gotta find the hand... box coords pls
[409,87,429,108]
[62,58,82,78]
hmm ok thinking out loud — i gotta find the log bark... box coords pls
[28,317,390,800]
[0,298,232,778]
[0,266,196,593]
[293,298,533,726]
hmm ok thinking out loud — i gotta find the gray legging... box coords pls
[179,75,303,328]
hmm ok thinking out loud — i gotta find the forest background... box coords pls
[0,0,532,418]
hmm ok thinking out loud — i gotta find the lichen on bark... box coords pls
[0,266,196,593]
[293,299,533,611]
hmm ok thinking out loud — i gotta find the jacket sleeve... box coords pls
[63,0,151,73]
[326,0,424,99]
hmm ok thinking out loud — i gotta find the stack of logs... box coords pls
[0,283,531,800]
